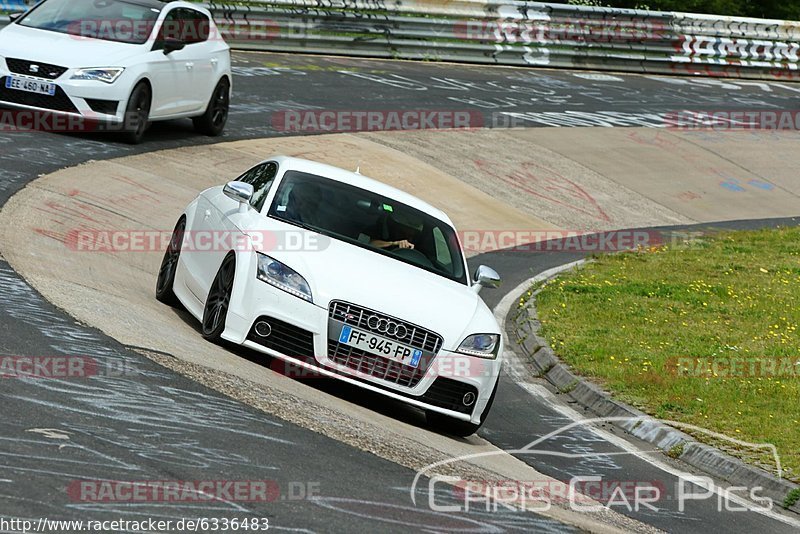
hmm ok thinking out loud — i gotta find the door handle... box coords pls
[204,209,211,219]
[210,58,218,65]
[186,62,194,70]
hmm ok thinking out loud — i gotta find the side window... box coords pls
[154,8,209,48]
[237,162,278,212]
[432,227,453,268]
[179,9,210,44]
[153,8,180,49]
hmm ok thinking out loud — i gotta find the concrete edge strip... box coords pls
[495,260,800,515]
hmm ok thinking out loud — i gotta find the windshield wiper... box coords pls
[274,216,324,235]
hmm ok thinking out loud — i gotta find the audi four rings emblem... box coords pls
[367,315,408,338]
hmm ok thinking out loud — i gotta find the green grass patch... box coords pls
[534,227,800,482]
[785,487,800,509]
[667,442,685,459]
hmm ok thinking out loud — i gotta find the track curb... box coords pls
[509,261,800,514]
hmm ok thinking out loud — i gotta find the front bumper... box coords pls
[221,266,501,425]
[0,62,129,125]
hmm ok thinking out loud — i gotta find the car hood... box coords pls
[0,24,144,67]
[249,222,495,349]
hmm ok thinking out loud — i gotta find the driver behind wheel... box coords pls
[369,211,421,250]
[285,181,322,227]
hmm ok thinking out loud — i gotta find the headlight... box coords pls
[70,68,125,84]
[457,334,500,359]
[256,253,312,302]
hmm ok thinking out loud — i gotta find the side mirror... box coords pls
[472,265,501,293]
[8,12,23,23]
[162,37,186,55]
[223,181,253,213]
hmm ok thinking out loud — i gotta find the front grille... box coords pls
[85,98,119,115]
[320,345,477,415]
[420,377,478,414]
[327,340,426,388]
[6,58,68,80]
[0,77,78,113]
[247,316,315,360]
[245,314,476,416]
[329,301,443,354]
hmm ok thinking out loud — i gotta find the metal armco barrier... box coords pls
[0,0,26,11]
[3,1,800,80]
[204,0,800,80]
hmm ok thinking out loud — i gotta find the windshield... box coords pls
[18,0,162,45]
[268,171,467,284]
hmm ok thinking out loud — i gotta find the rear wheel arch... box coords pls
[203,75,231,108]
[193,77,230,136]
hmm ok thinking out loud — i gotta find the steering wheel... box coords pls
[391,247,434,269]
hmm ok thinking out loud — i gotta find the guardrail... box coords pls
[206,0,800,80]
[3,1,799,81]
[0,0,25,12]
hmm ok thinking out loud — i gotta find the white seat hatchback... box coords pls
[0,0,231,143]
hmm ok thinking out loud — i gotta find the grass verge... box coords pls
[533,227,800,483]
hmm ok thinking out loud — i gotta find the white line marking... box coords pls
[25,428,71,440]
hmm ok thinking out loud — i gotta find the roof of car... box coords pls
[269,156,454,227]
[123,0,206,10]
[119,0,212,16]
[120,0,170,9]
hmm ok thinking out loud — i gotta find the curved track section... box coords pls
[2,52,800,532]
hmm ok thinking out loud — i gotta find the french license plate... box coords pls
[338,325,423,368]
[5,75,56,96]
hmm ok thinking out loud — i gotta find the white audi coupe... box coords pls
[155,156,504,436]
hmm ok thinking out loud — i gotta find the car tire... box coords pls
[155,217,185,307]
[193,78,230,137]
[426,379,498,437]
[122,82,151,145]
[201,252,236,342]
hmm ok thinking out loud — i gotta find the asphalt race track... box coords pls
[2,51,800,533]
